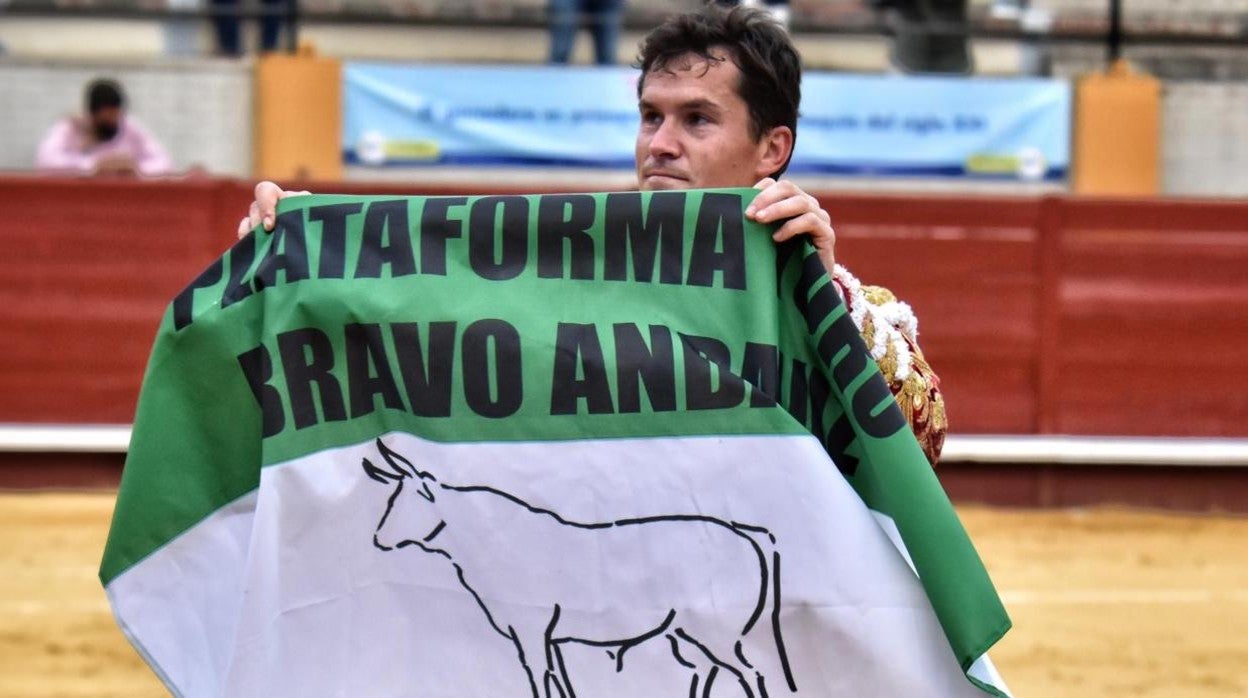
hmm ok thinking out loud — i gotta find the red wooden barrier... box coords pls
[0,176,251,422]
[1051,199,1248,435]
[826,195,1047,434]
[2,175,1246,437]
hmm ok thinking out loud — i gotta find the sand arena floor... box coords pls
[2,492,1246,697]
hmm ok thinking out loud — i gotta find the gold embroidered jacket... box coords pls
[831,265,947,466]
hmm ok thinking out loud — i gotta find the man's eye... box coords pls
[641,111,661,125]
[687,113,710,126]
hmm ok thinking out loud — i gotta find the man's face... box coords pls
[635,50,788,191]
[89,106,123,142]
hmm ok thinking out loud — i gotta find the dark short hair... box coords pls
[636,5,802,176]
[86,78,125,114]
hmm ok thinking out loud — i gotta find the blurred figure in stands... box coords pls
[548,0,625,65]
[35,78,173,177]
[211,0,285,56]
[872,0,973,75]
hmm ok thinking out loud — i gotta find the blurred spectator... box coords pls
[211,0,285,56]
[548,0,625,65]
[35,78,174,177]
[165,0,203,55]
[872,0,973,75]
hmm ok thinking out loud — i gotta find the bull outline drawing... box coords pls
[361,438,798,698]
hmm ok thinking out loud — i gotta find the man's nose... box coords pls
[647,119,681,159]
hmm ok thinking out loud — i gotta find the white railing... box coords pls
[0,424,131,453]
[939,434,1248,466]
[3,424,1248,466]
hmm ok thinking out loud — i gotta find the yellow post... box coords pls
[254,43,343,181]
[1072,59,1161,195]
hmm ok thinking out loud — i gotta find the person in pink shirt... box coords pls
[35,78,174,177]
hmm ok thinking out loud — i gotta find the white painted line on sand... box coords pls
[3,599,112,615]
[1000,589,1248,605]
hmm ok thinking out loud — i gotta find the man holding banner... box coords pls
[241,6,947,463]
[103,5,1007,697]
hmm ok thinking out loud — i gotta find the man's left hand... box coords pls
[746,178,836,273]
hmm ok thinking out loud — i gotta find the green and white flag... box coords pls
[102,189,1010,697]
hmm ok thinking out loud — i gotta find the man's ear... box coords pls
[754,125,794,181]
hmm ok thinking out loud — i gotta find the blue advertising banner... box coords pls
[344,62,1070,181]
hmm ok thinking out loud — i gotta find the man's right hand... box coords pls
[237,181,310,239]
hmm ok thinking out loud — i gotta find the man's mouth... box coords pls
[644,170,687,182]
